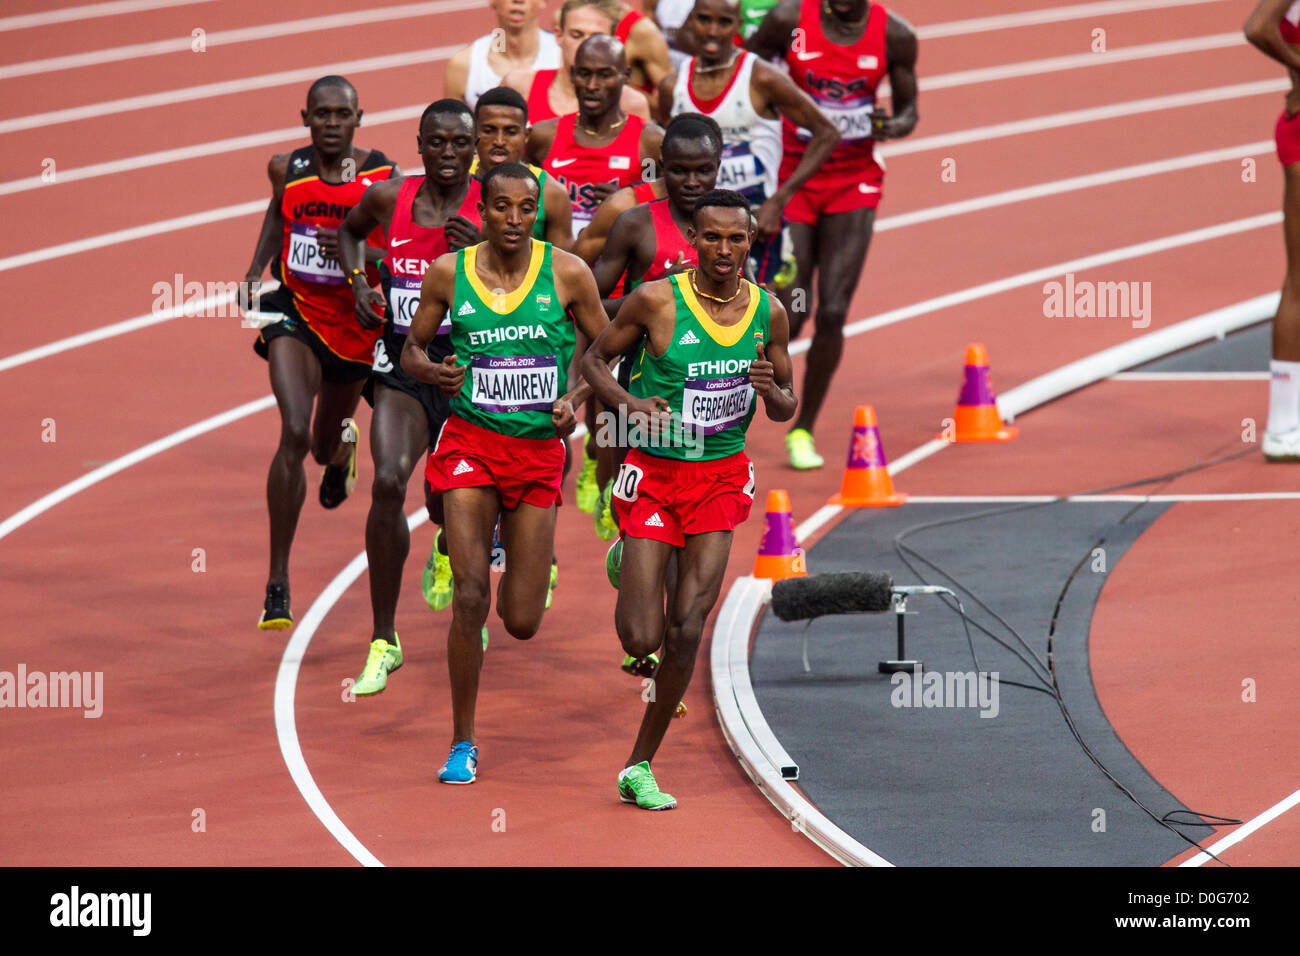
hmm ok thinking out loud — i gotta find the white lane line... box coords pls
[0,395,274,542]
[878,141,1272,232]
[1180,787,1300,866]
[1110,371,1270,380]
[0,45,460,135]
[906,493,1300,503]
[882,79,1287,159]
[0,0,481,80]
[0,200,265,274]
[0,0,211,32]
[1,28,1245,134]
[916,0,1225,40]
[274,507,429,869]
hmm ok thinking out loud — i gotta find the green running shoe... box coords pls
[354,634,403,696]
[618,761,677,810]
[575,444,599,513]
[422,528,453,611]
[605,538,623,589]
[785,428,824,470]
[620,652,659,678]
[482,625,489,651]
[594,479,619,541]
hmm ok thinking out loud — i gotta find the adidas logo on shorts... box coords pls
[457,301,476,316]
[645,512,665,528]
[453,459,474,476]
[678,329,700,346]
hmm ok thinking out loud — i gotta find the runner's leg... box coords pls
[625,530,732,767]
[443,485,501,744]
[311,378,367,467]
[793,207,876,436]
[265,335,321,584]
[780,221,818,339]
[496,501,559,639]
[365,384,429,643]
[615,535,674,662]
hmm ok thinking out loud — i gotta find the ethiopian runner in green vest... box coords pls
[580,188,797,809]
[402,162,609,785]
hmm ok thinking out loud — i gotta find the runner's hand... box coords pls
[663,252,690,276]
[354,285,386,330]
[241,277,262,312]
[589,181,619,205]
[754,198,783,243]
[552,398,577,438]
[434,354,465,395]
[316,226,341,261]
[749,341,775,396]
[627,395,672,444]
[445,215,483,250]
[871,108,899,140]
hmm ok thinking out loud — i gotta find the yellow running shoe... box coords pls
[354,634,403,696]
[575,442,599,513]
[594,480,619,541]
[422,528,453,611]
[544,560,558,610]
[785,428,824,470]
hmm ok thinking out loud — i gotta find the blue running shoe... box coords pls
[439,740,478,784]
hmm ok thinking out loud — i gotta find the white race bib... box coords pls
[470,354,558,413]
[799,97,877,145]
[682,375,753,435]
[388,274,421,331]
[717,144,765,196]
[287,223,345,284]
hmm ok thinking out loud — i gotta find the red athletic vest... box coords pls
[278,146,394,358]
[543,113,646,235]
[636,198,696,286]
[386,175,482,337]
[783,0,888,168]
[1283,3,1300,43]
[527,68,561,123]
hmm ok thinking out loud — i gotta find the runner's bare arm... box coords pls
[339,178,400,329]
[876,12,919,140]
[654,69,678,125]
[443,45,473,102]
[750,293,797,421]
[402,254,461,393]
[573,184,639,261]
[543,175,575,250]
[526,118,559,165]
[621,85,654,120]
[243,153,289,287]
[500,67,535,99]
[629,16,674,92]
[554,250,613,414]
[753,61,840,240]
[640,121,665,180]
[744,0,798,60]
[591,206,650,317]
[580,281,674,415]
[1246,0,1300,72]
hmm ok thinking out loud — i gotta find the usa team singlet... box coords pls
[543,113,646,238]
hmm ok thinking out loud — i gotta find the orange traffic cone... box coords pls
[940,344,1018,442]
[829,406,907,507]
[753,490,807,580]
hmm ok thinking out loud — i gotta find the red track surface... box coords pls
[3,0,1297,866]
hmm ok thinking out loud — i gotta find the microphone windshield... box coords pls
[770,571,894,621]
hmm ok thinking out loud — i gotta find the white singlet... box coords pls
[464,29,561,108]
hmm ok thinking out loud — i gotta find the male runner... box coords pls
[661,0,839,286]
[580,188,797,808]
[1246,0,1300,460]
[471,85,574,249]
[611,0,675,95]
[528,35,665,239]
[244,75,397,630]
[748,0,917,469]
[444,0,561,108]
[503,0,651,123]
[335,100,480,695]
[402,163,609,784]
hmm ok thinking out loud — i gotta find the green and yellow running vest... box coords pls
[449,239,574,439]
[629,271,771,460]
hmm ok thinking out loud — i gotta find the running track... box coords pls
[2,0,1296,865]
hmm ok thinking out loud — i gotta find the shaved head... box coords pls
[574,33,627,70]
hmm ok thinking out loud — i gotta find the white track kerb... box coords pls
[711,294,1280,867]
